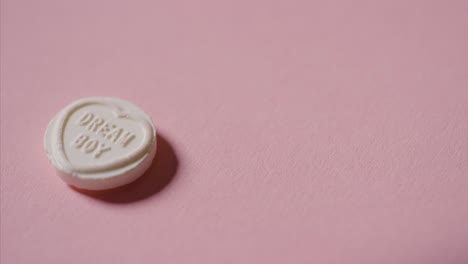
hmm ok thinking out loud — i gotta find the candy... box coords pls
[44,97,157,190]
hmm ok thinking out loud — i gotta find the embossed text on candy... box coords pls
[71,112,136,158]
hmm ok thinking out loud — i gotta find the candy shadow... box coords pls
[72,133,178,203]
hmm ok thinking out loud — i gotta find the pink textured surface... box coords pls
[1,0,468,263]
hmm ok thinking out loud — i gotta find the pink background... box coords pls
[1,0,468,263]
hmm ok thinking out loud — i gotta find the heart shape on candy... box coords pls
[50,97,154,174]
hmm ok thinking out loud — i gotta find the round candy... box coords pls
[44,97,157,190]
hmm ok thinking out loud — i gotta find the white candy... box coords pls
[44,97,157,190]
